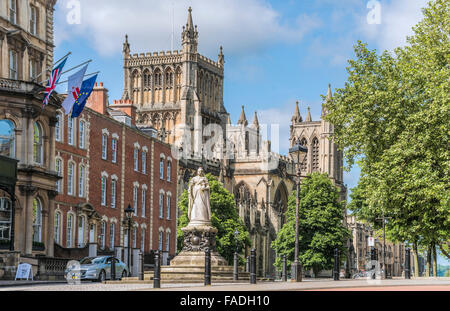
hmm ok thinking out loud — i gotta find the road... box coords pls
[0,277,448,291]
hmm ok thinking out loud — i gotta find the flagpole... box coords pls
[54,52,72,66]
[56,71,100,85]
[60,60,92,76]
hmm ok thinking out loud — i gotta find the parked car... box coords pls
[352,269,376,279]
[65,256,129,282]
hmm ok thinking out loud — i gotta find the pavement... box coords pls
[0,277,448,291]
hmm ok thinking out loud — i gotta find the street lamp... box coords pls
[125,204,134,275]
[288,143,308,282]
[234,229,240,281]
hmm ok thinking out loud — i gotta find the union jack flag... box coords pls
[42,57,68,108]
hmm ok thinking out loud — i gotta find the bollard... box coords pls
[233,252,239,281]
[205,248,211,286]
[334,248,340,281]
[139,251,144,281]
[282,255,287,282]
[111,257,116,281]
[250,248,256,284]
[405,248,411,279]
[245,256,250,273]
[154,250,161,288]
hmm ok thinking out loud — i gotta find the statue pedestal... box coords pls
[170,224,228,267]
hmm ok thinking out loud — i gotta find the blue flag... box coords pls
[71,74,98,118]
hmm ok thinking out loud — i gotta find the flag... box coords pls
[71,74,98,118]
[42,56,68,108]
[61,64,88,115]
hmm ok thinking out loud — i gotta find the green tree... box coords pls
[325,0,450,274]
[177,173,251,264]
[271,173,350,276]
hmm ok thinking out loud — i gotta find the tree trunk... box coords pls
[432,243,437,277]
[426,245,431,277]
[413,242,419,278]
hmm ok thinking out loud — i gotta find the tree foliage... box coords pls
[271,173,350,276]
[325,0,449,254]
[177,173,251,264]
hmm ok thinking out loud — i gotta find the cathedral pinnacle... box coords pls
[322,84,332,117]
[123,34,130,55]
[252,111,259,129]
[238,105,248,127]
[218,46,225,67]
[305,107,312,122]
[291,101,302,123]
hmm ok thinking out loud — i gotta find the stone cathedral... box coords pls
[121,8,346,278]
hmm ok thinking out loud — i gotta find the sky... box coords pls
[53,0,431,198]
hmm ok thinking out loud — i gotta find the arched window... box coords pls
[167,161,171,182]
[143,70,151,88]
[159,191,164,219]
[166,230,171,252]
[54,211,61,244]
[78,165,85,198]
[0,119,16,158]
[100,221,106,249]
[140,228,145,252]
[67,117,75,146]
[158,230,163,251]
[0,197,12,241]
[132,227,137,248]
[142,150,147,174]
[133,185,138,215]
[166,194,171,220]
[109,223,115,250]
[160,159,164,180]
[101,134,108,159]
[78,120,86,149]
[77,215,85,247]
[67,213,74,248]
[55,113,62,142]
[111,180,117,209]
[141,188,146,217]
[134,147,139,171]
[32,198,42,243]
[67,162,75,195]
[154,69,162,87]
[312,137,319,172]
[55,158,63,193]
[101,177,107,206]
[33,122,43,164]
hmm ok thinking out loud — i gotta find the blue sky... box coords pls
[53,0,431,197]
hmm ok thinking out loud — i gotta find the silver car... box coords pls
[65,256,129,282]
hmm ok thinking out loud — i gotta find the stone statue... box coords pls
[188,167,211,226]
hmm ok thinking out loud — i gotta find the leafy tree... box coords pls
[271,173,350,276]
[325,0,450,274]
[177,173,251,264]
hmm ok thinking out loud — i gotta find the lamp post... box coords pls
[288,143,308,282]
[125,204,134,275]
[376,211,391,279]
[234,229,239,281]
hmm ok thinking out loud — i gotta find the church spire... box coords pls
[305,107,312,122]
[238,105,248,126]
[322,84,332,117]
[291,101,302,123]
[186,6,194,31]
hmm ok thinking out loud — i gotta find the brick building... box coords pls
[54,82,177,262]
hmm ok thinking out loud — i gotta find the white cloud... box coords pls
[55,0,322,58]
[360,0,429,51]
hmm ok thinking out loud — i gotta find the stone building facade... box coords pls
[54,83,178,263]
[126,8,347,278]
[0,0,59,257]
[346,215,406,277]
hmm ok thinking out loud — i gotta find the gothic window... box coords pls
[312,137,319,172]
[300,137,308,171]
[154,69,162,87]
[143,70,151,88]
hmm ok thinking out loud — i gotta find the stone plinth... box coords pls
[170,225,228,267]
